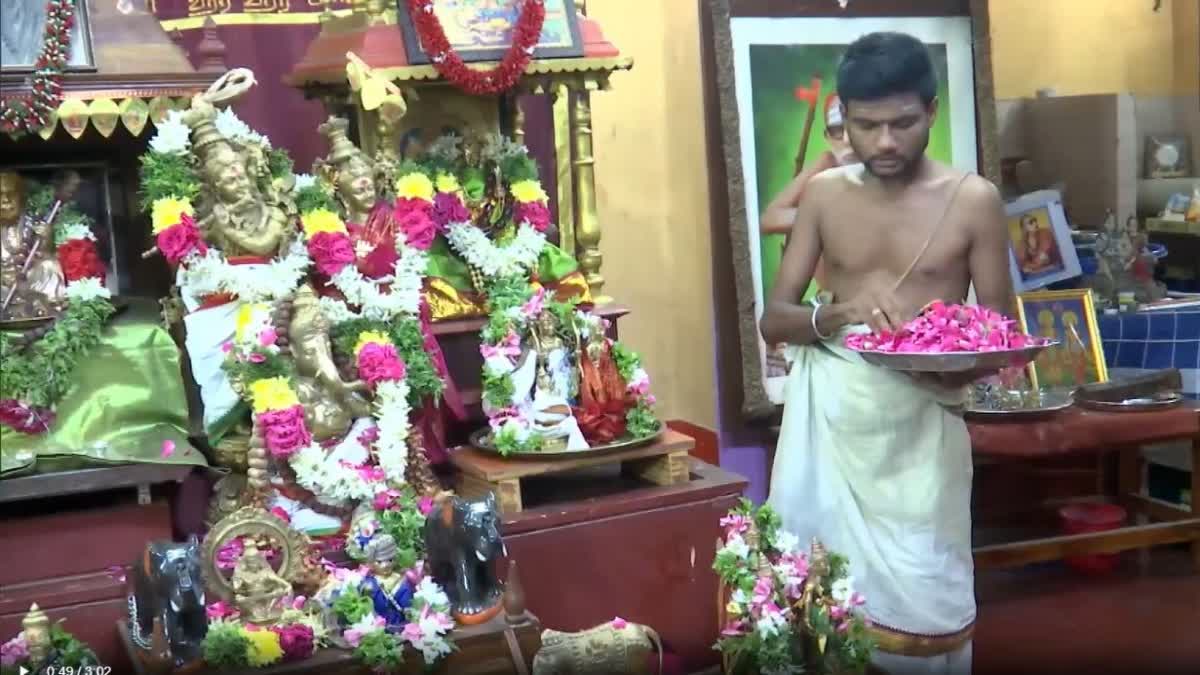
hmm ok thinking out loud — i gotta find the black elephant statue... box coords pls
[127,536,208,668]
[423,491,506,622]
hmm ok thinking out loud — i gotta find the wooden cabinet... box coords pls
[493,458,747,672]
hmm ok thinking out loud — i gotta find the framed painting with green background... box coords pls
[707,0,999,417]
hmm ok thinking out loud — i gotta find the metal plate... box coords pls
[0,315,56,330]
[469,424,663,460]
[1076,392,1184,413]
[856,342,1057,373]
[965,390,1074,420]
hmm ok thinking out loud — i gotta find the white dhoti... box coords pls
[767,331,975,674]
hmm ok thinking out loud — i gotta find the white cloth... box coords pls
[873,641,972,675]
[767,328,976,640]
[182,301,241,435]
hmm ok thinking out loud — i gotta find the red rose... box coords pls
[514,201,551,233]
[258,405,311,458]
[398,208,437,250]
[306,231,355,277]
[56,238,106,282]
[157,218,208,265]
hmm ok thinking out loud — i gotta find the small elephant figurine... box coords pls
[533,620,663,675]
[127,536,208,669]
[423,491,506,623]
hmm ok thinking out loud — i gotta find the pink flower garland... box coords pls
[356,341,407,391]
[259,405,312,458]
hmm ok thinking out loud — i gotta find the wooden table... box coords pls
[969,405,1200,571]
[485,457,747,673]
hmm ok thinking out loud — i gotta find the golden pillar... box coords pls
[553,84,576,256]
[571,83,606,301]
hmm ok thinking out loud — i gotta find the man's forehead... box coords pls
[842,95,928,119]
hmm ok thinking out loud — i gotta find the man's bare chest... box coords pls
[820,199,970,282]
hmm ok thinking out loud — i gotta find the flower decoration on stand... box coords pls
[201,599,324,669]
[1,620,101,675]
[313,563,455,669]
[714,499,874,675]
[407,0,545,96]
[0,0,74,136]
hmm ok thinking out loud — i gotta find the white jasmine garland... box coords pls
[326,237,427,321]
[288,442,382,504]
[56,222,96,244]
[177,239,311,303]
[372,378,411,483]
[444,221,545,279]
[292,173,317,192]
[64,277,111,302]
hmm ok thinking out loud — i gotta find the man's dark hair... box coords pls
[836,32,937,106]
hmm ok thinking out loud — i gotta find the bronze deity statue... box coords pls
[316,116,383,227]
[181,95,294,258]
[286,284,372,441]
[231,539,293,624]
[0,171,67,321]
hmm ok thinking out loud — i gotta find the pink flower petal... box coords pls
[161,440,176,458]
[611,617,628,629]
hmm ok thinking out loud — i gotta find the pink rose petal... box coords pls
[611,617,628,630]
[161,440,176,458]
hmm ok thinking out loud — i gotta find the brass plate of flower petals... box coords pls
[855,342,1058,373]
[469,424,663,460]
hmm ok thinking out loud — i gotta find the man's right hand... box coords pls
[836,284,907,334]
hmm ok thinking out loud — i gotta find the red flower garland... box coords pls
[407,0,546,96]
[0,0,74,136]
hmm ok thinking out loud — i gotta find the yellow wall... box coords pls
[587,0,717,428]
[991,0,1197,98]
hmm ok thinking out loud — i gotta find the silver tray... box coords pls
[1075,391,1184,413]
[469,424,663,460]
[856,342,1057,373]
[965,390,1074,420]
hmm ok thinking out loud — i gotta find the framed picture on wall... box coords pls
[705,0,999,416]
[1015,289,1108,391]
[1004,189,1082,293]
[1,0,95,72]
[397,0,585,65]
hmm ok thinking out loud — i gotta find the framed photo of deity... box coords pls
[704,0,1000,416]
[1,0,95,72]
[1004,189,1082,293]
[1015,289,1108,391]
[0,163,119,296]
[396,0,585,65]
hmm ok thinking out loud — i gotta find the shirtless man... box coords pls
[761,33,1013,675]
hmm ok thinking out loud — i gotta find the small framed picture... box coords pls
[1143,135,1192,179]
[1004,189,1082,293]
[397,0,585,66]
[1,0,95,72]
[1016,288,1108,391]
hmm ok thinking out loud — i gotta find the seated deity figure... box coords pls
[175,95,300,439]
[231,539,292,624]
[0,171,66,322]
[506,308,586,450]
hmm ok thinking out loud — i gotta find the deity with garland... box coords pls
[141,76,443,543]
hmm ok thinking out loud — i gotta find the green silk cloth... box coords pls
[1,299,207,477]
[425,234,584,291]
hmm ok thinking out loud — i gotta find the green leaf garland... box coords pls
[0,298,115,408]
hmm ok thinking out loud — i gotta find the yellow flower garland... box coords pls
[151,196,193,234]
[248,376,300,414]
